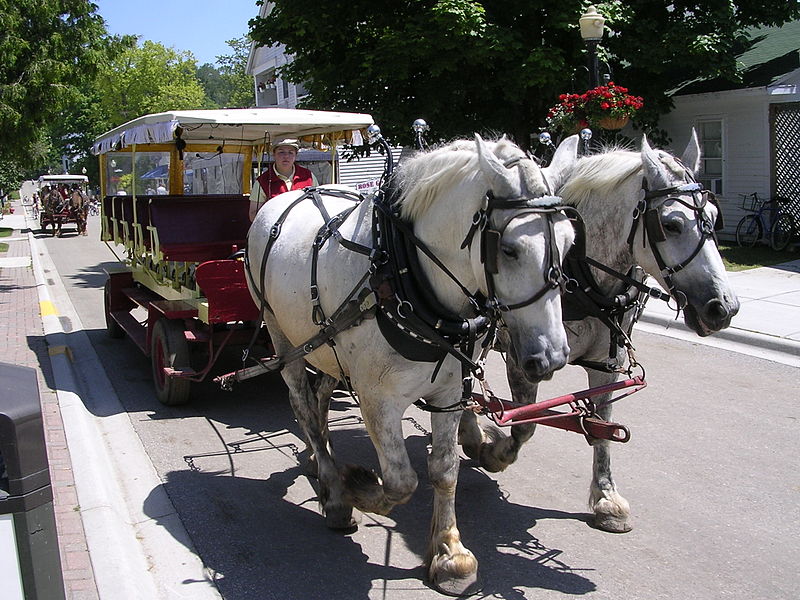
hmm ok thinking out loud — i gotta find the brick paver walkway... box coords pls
[1,202,99,599]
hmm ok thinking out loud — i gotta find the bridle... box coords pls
[627,173,723,307]
[461,191,576,313]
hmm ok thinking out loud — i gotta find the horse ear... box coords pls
[544,135,579,191]
[640,134,671,189]
[681,128,701,176]
[475,133,521,198]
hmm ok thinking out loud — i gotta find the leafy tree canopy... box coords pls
[215,37,255,108]
[198,37,254,109]
[0,0,107,163]
[96,39,209,127]
[250,0,800,146]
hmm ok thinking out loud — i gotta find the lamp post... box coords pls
[579,5,606,89]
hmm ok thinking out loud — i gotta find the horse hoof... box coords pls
[324,505,358,533]
[593,514,632,533]
[431,570,483,597]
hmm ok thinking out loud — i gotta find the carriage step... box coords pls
[122,286,160,308]
[163,367,199,379]
[110,310,148,354]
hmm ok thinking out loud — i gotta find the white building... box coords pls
[658,21,800,239]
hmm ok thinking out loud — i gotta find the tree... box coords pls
[197,63,228,107]
[250,0,800,147]
[0,1,107,164]
[216,37,254,108]
[95,40,209,127]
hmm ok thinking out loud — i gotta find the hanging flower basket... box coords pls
[598,115,630,130]
[546,82,643,134]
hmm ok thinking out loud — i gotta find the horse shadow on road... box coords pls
[146,406,597,600]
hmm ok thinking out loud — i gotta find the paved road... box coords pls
[42,218,800,600]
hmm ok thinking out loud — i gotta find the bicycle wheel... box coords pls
[735,214,762,247]
[770,213,795,252]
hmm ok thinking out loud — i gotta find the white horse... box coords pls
[245,134,577,595]
[459,131,740,533]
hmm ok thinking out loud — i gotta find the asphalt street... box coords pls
[30,213,800,600]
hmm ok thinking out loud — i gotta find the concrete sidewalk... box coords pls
[637,257,800,366]
[1,201,219,600]
[1,204,99,599]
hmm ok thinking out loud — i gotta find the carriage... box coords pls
[96,106,739,595]
[37,173,89,235]
[94,108,374,405]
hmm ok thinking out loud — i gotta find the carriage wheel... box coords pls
[151,319,191,406]
[103,280,125,339]
[735,215,761,248]
[770,214,795,252]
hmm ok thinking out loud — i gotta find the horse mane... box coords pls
[559,145,690,208]
[395,137,527,222]
[558,149,642,208]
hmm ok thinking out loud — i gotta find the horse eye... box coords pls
[662,216,683,235]
[501,244,518,259]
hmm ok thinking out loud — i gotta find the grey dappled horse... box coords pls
[459,131,740,533]
[246,135,577,595]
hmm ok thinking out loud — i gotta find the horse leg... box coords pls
[264,314,354,530]
[428,410,481,596]
[303,371,339,479]
[458,351,539,472]
[586,367,631,533]
[341,395,418,516]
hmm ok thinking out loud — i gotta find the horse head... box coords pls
[637,131,740,335]
[474,134,575,380]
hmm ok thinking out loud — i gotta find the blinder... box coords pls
[481,229,502,275]
[644,207,667,243]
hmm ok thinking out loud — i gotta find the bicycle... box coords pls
[735,192,796,251]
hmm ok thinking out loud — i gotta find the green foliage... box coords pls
[250,0,800,146]
[96,40,208,127]
[0,1,107,163]
[0,159,23,195]
[215,37,254,108]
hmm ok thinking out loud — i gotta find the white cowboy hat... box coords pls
[272,138,300,151]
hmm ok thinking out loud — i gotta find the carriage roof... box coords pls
[91,108,375,155]
[38,174,89,185]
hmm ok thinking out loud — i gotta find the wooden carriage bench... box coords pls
[147,194,251,263]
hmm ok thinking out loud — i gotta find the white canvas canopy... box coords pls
[37,174,89,186]
[92,108,374,155]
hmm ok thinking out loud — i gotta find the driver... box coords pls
[249,138,318,221]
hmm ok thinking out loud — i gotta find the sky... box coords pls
[93,0,260,66]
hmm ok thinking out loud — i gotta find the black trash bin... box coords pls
[0,362,65,600]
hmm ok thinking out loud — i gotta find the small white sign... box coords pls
[354,179,380,194]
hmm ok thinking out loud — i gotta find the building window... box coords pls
[697,120,723,194]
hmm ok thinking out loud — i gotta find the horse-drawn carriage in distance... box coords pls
[37,173,90,236]
[94,108,374,405]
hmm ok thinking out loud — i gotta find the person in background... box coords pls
[249,138,318,221]
[156,182,168,195]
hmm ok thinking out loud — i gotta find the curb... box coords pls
[637,310,800,364]
[26,219,221,599]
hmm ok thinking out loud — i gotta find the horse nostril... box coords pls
[522,355,548,379]
[522,350,567,381]
[703,298,737,327]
